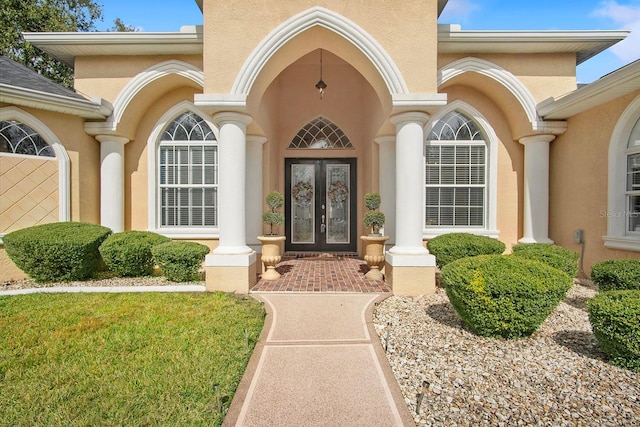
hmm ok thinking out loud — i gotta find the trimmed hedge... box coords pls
[591,259,640,291]
[99,231,170,277]
[427,233,505,268]
[511,243,579,277]
[588,290,640,371]
[3,222,111,282]
[152,241,210,282]
[441,255,572,338]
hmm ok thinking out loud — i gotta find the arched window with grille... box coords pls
[158,111,218,228]
[425,111,488,229]
[0,120,55,157]
[289,117,353,149]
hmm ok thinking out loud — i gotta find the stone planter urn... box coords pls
[360,235,389,281]
[257,235,286,280]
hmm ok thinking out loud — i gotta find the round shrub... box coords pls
[441,255,572,338]
[99,231,170,277]
[591,259,640,291]
[3,222,111,282]
[152,241,210,282]
[427,233,506,268]
[588,290,640,371]
[364,192,381,210]
[511,243,579,277]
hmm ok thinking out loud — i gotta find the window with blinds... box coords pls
[158,112,217,227]
[626,117,640,233]
[425,112,487,227]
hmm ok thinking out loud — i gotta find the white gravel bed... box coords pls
[373,281,639,426]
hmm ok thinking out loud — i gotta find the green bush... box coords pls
[152,241,210,282]
[427,233,505,268]
[511,243,579,277]
[591,259,640,291]
[3,222,111,282]
[441,255,572,338]
[99,231,170,277]
[588,290,640,371]
[364,192,381,210]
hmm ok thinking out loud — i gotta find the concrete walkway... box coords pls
[224,293,415,427]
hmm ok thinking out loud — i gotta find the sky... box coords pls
[98,0,640,83]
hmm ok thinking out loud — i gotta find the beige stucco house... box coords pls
[2,0,640,294]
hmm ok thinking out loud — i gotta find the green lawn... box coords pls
[0,292,265,426]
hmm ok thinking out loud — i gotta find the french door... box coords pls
[285,158,357,252]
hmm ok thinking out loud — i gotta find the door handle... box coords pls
[321,224,326,233]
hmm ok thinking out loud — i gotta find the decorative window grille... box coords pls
[159,112,217,227]
[289,117,353,149]
[626,117,640,233]
[0,120,54,157]
[425,112,487,227]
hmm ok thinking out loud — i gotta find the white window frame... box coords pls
[604,94,640,251]
[147,102,219,238]
[0,107,70,241]
[423,101,499,240]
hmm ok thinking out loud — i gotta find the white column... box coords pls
[246,135,267,245]
[96,135,129,233]
[375,136,396,244]
[213,112,253,255]
[519,134,555,244]
[388,112,430,255]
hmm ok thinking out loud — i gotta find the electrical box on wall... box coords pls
[574,229,584,244]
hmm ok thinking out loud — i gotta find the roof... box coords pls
[438,25,628,65]
[538,59,640,120]
[0,55,85,100]
[23,27,204,68]
[0,56,112,119]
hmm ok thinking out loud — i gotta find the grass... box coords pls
[0,292,265,426]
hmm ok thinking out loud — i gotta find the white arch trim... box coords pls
[0,106,70,223]
[438,57,539,125]
[146,101,220,238]
[111,60,204,129]
[232,6,408,96]
[423,99,500,239]
[604,93,640,251]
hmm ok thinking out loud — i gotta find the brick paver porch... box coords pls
[251,253,391,293]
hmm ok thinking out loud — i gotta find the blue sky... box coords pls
[98,0,640,83]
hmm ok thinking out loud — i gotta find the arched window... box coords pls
[158,111,217,227]
[289,117,353,149]
[626,118,640,234]
[605,95,640,251]
[0,120,55,157]
[425,111,487,228]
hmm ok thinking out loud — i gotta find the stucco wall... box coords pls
[550,90,640,272]
[202,0,439,94]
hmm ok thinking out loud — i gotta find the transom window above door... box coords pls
[289,117,353,149]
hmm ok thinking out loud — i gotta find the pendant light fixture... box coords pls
[315,48,327,100]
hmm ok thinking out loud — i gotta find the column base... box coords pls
[385,252,437,296]
[518,237,554,244]
[205,252,257,294]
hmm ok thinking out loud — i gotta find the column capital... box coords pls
[519,134,556,146]
[95,134,130,145]
[213,111,253,128]
[246,135,268,145]
[374,135,396,145]
[390,111,430,127]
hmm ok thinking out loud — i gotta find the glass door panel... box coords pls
[326,164,350,244]
[291,164,315,244]
[285,158,356,252]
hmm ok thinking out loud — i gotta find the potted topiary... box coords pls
[257,191,286,280]
[361,192,388,281]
